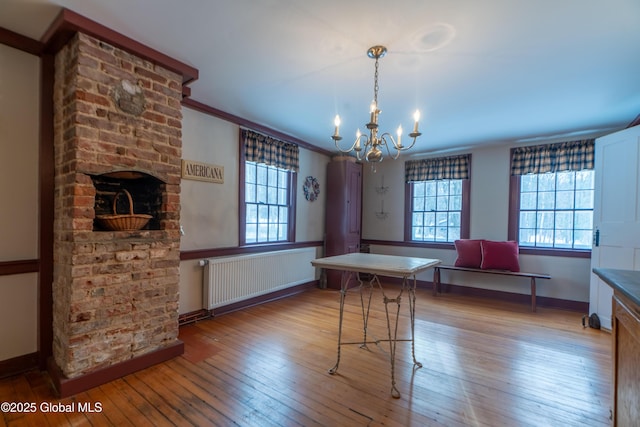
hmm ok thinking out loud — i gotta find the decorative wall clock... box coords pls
[303,176,320,201]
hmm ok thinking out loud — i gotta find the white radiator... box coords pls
[203,247,317,309]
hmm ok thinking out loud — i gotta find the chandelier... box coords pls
[332,45,421,164]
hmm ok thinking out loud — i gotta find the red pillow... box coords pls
[480,240,520,272]
[454,239,484,268]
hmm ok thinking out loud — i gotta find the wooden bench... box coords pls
[432,265,551,312]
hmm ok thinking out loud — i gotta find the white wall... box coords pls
[295,149,329,243]
[469,145,510,239]
[180,111,240,250]
[0,274,38,360]
[178,107,330,313]
[0,44,40,360]
[362,158,405,241]
[361,144,591,303]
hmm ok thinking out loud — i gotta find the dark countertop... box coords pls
[593,268,640,307]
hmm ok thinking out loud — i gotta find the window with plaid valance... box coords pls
[242,129,299,172]
[510,139,594,176]
[405,154,471,182]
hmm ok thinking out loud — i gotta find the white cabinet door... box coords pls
[589,125,640,330]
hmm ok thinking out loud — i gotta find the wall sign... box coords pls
[181,159,224,183]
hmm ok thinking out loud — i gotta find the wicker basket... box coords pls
[96,189,152,231]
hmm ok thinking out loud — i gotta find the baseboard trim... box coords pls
[365,277,587,312]
[427,280,588,312]
[178,309,211,326]
[47,340,184,398]
[0,352,39,379]
[212,280,318,317]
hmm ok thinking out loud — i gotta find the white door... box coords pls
[589,125,640,330]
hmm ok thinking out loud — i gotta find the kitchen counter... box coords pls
[592,268,640,307]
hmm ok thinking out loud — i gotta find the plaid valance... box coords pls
[242,129,299,172]
[510,139,594,176]
[405,154,471,182]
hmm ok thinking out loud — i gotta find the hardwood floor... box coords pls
[0,286,612,426]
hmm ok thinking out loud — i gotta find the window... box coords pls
[508,139,595,253]
[240,129,298,245]
[409,179,464,242]
[405,154,471,243]
[244,161,292,243]
[518,170,594,249]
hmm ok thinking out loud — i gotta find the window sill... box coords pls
[362,239,456,250]
[518,247,591,258]
[240,241,294,248]
[404,240,456,250]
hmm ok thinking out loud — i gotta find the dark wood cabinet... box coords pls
[612,291,640,426]
[592,268,640,426]
[324,157,362,289]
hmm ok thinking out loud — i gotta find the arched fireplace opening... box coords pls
[90,171,163,231]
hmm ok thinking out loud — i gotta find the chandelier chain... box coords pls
[373,57,380,105]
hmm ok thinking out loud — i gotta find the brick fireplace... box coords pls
[50,31,184,394]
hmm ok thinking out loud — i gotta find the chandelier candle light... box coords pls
[332,45,421,166]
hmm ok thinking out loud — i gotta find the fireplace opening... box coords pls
[91,171,163,231]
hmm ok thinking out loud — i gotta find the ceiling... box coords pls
[2,0,640,156]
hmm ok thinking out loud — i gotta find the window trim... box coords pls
[239,139,297,246]
[508,174,591,258]
[404,178,471,246]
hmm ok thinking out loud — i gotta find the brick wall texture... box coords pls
[52,33,182,378]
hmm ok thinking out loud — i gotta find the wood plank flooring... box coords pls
[0,286,612,426]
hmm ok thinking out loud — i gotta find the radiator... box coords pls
[203,247,317,310]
